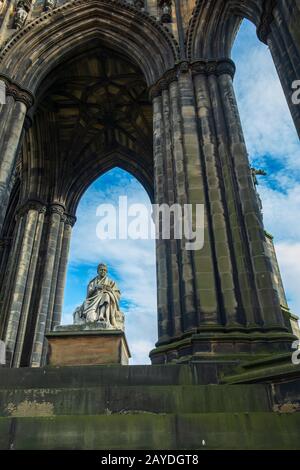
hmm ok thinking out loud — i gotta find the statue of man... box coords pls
[74,263,123,329]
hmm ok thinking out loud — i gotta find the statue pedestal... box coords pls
[46,324,131,366]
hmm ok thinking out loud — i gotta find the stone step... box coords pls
[0,363,237,388]
[1,412,299,450]
[0,384,271,417]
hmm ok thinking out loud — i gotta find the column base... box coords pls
[46,324,131,366]
[150,326,297,366]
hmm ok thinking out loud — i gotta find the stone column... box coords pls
[0,76,34,233]
[152,93,176,345]
[217,69,285,328]
[30,204,65,367]
[51,214,76,330]
[193,65,240,326]
[40,212,76,362]
[0,237,12,336]
[150,60,294,365]
[3,200,46,366]
[150,65,222,363]
[257,1,300,138]
[177,67,219,326]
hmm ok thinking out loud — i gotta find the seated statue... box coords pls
[73,263,125,330]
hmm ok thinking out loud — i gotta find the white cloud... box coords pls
[233,20,300,320]
[259,182,300,242]
[233,25,300,171]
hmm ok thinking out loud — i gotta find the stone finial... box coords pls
[14,1,32,29]
[44,0,56,12]
[160,1,172,23]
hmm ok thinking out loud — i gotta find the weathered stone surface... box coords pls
[46,330,131,366]
[0,364,299,450]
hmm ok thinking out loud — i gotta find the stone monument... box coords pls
[46,264,130,366]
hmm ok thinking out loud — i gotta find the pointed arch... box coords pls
[0,0,179,94]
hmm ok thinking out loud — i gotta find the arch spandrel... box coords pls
[186,0,264,59]
[0,0,179,92]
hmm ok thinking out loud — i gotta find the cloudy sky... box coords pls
[62,20,300,364]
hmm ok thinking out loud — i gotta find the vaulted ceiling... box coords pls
[25,48,154,208]
[38,49,153,161]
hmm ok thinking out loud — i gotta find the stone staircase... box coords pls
[0,364,299,449]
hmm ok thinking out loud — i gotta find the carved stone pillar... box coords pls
[150,64,222,363]
[3,200,46,367]
[30,204,65,367]
[150,60,295,365]
[0,236,12,336]
[51,214,76,330]
[0,75,34,234]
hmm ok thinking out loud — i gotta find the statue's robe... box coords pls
[82,275,121,325]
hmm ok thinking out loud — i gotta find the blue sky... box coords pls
[62,20,300,364]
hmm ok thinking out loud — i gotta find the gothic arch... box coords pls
[187,0,264,59]
[0,0,179,95]
[186,0,300,138]
[65,147,154,215]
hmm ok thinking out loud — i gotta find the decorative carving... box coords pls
[257,0,277,44]
[159,0,172,23]
[0,74,34,109]
[65,214,77,227]
[16,200,47,218]
[149,66,179,99]
[49,203,66,218]
[149,59,236,99]
[191,59,236,79]
[14,0,32,29]
[73,263,125,331]
[133,0,145,10]
[0,0,180,66]
[44,0,56,11]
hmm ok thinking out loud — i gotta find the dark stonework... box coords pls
[0,0,298,377]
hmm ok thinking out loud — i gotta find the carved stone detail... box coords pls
[257,0,277,44]
[0,75,34,109]
[44,0,56,11]
[16,200,47,218]
[150,59,236,99]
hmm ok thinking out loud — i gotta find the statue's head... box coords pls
[97,263,108,278]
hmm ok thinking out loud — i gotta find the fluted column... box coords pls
[30,204,65,367]
[0,237,12,336]
[151,65,222,362]
[152,93,178,345]
[177,67,219,326]
[150,60,293,364]
[3,200,46,366]
[0,76,34,233]
[193,65,240,326]
[218,70,284,328]
[40,212,76,362]
[51,214,76,330]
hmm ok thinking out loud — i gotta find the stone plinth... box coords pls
[46,324,131,366]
